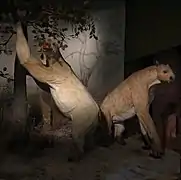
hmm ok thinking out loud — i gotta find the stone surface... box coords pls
[0,135,179,180]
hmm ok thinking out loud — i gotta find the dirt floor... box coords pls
[0,128,180,180]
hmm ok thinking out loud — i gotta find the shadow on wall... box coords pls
[57,0,126,104]
[125,44,181,78]
[87,1,125,104]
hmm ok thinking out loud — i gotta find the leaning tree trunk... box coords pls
[11,22,28,146]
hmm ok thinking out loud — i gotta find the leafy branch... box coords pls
[0,32,14,46]
[0,0,98,55]
[30,2,98,51]
[0,25,16,54]
[0,67,14,83]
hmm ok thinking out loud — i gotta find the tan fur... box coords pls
[39,89,69,131]
[38,45,69,131]
[16,22,99,157]
[101,64,175,153]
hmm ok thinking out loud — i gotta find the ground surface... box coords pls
[0,132,180,180]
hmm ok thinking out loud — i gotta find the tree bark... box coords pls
[12,22,28,140]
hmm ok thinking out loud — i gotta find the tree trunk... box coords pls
[11,22,28,145]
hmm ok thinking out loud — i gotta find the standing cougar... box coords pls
[15,22,100,161]
[101,63,175,158]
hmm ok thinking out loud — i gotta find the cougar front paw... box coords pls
[149,150,163,159]
[149,145,164,159]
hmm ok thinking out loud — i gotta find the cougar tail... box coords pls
[16,22,30,64]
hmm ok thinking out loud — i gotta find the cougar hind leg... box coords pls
[39,91,52,132]
[113,123,127,145]
[112,115,127,145]
[68,113,98,162]
[68,126,97,162]
[68,135,85,162]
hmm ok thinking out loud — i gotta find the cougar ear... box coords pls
[40,53,48,66]
[154,59,160,66]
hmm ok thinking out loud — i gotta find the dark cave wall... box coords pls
[125,0,181,62]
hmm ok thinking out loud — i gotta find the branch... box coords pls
[0,71,14,82]
[65,51,97,59]
[0,32,15,46]
[0,76,14,82]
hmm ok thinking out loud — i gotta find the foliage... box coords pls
[0,0,98,55]
[0,67,14,83]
